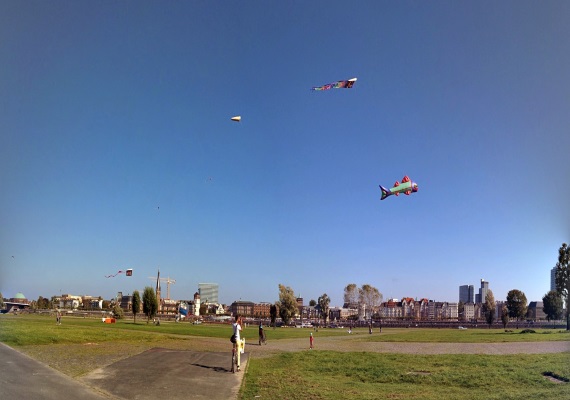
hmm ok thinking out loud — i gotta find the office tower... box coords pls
[475,279,489,303]
[551,267,557,292]
[459,285,474,303]
[198,283,219,304]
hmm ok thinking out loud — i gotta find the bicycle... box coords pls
[231,342,241,373]
[231,345,237,373]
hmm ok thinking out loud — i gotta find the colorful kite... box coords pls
[311,77,357,91]
[379,176,418,200]
[105,269,133,278]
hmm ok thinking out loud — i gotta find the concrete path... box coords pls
[1,342,248,400]
[0,342,110,399]
[81,348,248,400]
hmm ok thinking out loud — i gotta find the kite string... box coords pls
[105,270,124,278]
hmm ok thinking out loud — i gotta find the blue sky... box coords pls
[1,1,569,307]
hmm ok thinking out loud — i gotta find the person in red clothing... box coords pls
[309,332,314,349]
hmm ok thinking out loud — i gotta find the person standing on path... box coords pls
[309,332,314,349]
[232,315,243,371]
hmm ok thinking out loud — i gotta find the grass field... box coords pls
[1,314,569,399]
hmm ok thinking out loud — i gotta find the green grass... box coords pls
[360,327,570,343]
[2,314,569,398]
[3,314,567,345]
[242,352,570,400]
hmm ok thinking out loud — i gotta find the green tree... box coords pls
[199,303,208,316]
[554,243,570,330]
[40,296,50,309]
[542,290,563,326]
[0,292,4,309]
[142,286,158,323]
[506,289,528,328]
[318,293,331,325]
[277,284,297,326]
[270,304,277,328]
[500,304,509,329]
[309,299,317,307]
[358,284,382,319]
[482,290,495,328]
[132,290,141,323]
[112,304,124,319]
[343,283,359,308]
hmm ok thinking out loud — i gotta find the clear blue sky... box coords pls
[1,1,569,307]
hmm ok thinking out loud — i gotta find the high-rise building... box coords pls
[551,267,557,292]
[459,285,474,303]
[475,279,489,303]
[198,283,219,304]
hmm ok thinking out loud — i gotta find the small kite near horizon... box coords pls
[379,175,418,200]
[231,116,241,122]
[311,77,357,91]
[105,269,133,278]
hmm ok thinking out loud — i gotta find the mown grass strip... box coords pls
[241,351,570,400]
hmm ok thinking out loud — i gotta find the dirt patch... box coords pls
[542,372,569,384]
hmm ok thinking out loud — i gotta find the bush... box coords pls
[520,329,535,334]
[112,305,124,319]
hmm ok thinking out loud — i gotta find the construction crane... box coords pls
[148,275,176,299]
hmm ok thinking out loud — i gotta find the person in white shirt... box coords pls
[232,315,242,371]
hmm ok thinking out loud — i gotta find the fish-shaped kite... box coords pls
[311,77,357,91]
[379,176,418,200]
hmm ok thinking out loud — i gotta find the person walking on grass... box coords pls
[309,332,314,349]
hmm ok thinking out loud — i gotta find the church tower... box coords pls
[193,292,200,316]
[156,269,161,312]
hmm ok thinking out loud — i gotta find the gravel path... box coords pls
[244,336,570,357]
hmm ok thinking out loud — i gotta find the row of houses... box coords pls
[228,298,548,322]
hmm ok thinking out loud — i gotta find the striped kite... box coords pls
[312,77,357,91]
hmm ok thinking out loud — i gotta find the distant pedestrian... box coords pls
[259,322,267,345]
[56,310,61,325]
[309,332,314,349]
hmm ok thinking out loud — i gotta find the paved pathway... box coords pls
[246,336,570,355]
[0,342,110,399]
[82,348,248,400]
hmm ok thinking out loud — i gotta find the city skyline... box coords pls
[1,272,554,308]
[2,2,569,308]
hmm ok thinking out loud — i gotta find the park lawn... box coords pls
[1,314,569,392]
[0,314,348,345]
[241,351,570,400]
[359,327,570,343]
[1,315,569,346]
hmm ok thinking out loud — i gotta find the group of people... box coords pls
[232,316,316,369]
